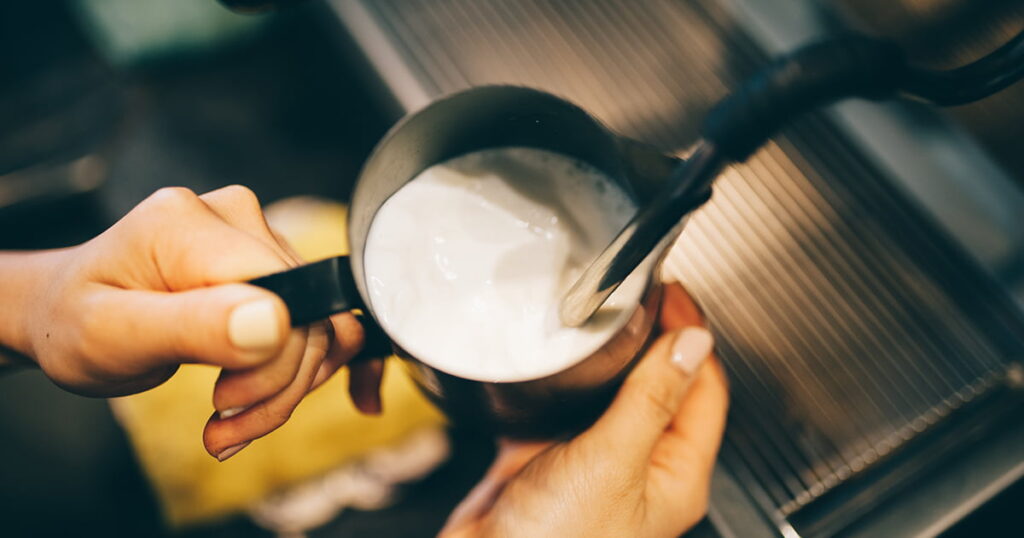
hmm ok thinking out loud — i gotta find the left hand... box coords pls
[440,283,729,537]
[14,186,380,461]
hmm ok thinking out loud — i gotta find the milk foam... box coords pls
[363,147,652,382]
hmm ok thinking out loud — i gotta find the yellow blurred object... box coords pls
[111,196,445,527]
[262,196,351,260]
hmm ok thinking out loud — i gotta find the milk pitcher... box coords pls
[249,86,702,438]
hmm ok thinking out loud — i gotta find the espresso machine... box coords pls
[304,0,1024,536]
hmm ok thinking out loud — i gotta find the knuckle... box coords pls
[331,314,365,358]
[220,184,261,207]
[154,292,206,361]
[248,371,294,403]
[640,398,676,432]
[175,324,223,365]
[145,186,199,210]
[638,380,680,425]
[208,184,265,219]
[254,400,294,430]
[306,323,331,356]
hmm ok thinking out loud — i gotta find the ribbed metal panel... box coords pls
[332,0,1024,533]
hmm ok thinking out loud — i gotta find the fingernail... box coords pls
[218,406,247,420]
[215,441,250,462]
[228,299,281,354]
[671,327,714,375]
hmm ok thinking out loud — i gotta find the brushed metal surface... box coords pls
[328,0,1024,533]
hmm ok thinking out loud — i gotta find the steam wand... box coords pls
[560,31,1024,327]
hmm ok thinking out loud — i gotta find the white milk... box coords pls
[363,147,652,382]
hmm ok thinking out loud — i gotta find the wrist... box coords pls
[0,249,69,362]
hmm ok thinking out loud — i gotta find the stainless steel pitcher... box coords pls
[249,85,693,438]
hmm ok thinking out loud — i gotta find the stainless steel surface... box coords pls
[328,0,1024,534]
[348,86,676,438]
[0,154,107,211]
[727,0,1024,304]
[560,140,721,327]
[0,52,119,213]
[830,0,1024,184]
[841,382,1024,537]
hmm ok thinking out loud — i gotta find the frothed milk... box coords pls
[364,147,652,382]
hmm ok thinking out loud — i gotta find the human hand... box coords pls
[17,186,378,460]
[441,283,729,537]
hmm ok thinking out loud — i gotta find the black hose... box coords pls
[702,30,1024,163]
[901,30,1024,106]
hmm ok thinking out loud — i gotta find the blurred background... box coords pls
[0,0,1021,537]
[0,1,491,537]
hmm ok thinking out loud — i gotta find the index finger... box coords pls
[660,282,705,330]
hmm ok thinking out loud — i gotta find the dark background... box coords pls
[0,2,495,536]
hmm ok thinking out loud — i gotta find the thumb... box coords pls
[579,327,714,466]
[84,283,290,373]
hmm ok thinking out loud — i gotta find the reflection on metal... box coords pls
[329,0,1024,535]
[0,154,108,212]
[560,141,721,328]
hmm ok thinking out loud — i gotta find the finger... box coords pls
[199,186,275,238]
[114,187,297,375]
[324,308,370,414]
[307,314,366,405]
[199,185,298,263]
[211,327,308,412]
[347,357,384,415]
[647,357,729,528]
[578,327,715,467]
[203,187,369,405]
[126,187,292,289]
[309,312,366,388]
[203,190,365,372]
[309,356,341,392]
[307,319,350,390]
[201,185,327,412]
[660,282,705,330]
[79,284,289,373]
[203,322,329,459]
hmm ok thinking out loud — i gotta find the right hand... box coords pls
[18,186,381,460]
[441,284,729,537]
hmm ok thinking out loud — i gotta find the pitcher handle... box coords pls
[247,256,360,327]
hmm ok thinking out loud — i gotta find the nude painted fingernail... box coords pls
[215,442,250,462]
[671,327,714,375]
[218,406,247,420]
[228,299,281,353]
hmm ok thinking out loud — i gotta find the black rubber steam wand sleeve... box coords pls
[701,36,906,163]
[700,30,1024,164]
